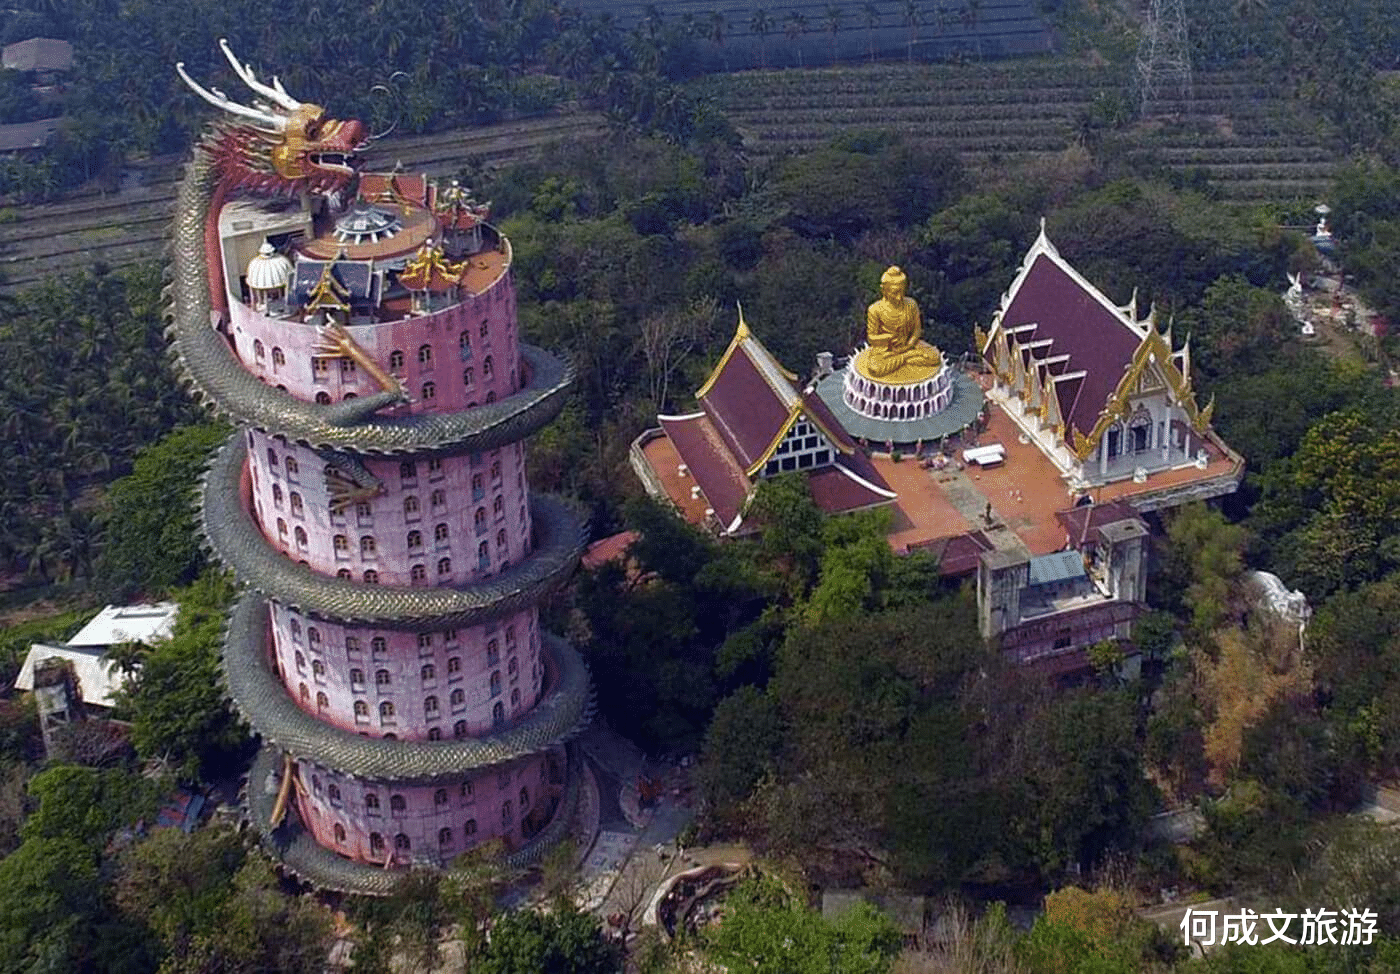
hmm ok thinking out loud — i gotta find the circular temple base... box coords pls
[816,368,985,449]
[842,363,955,421]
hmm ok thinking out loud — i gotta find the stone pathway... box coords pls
[933,469,1029,554]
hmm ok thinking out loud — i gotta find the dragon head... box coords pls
[178,40,367,193]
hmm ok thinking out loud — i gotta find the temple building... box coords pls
[167,44,590,893]
[632,312,896,536]
[635,233,1243,672]
[975,223,1240,509]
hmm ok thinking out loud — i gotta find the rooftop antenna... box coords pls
[1135,0,1192,116]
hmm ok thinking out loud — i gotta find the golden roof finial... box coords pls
[735,302,750,340]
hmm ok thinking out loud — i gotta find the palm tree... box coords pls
[709,11,729,68]
[824,4,845,64]
[784,10,809,67]
[751,8,774,68]
[901,0,920,63]
[106,641,146,679]
[862,2,881,61]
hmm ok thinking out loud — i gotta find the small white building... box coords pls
[15,602,178,709]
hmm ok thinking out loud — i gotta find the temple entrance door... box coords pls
[1131,423,1149,453]
[1107,428,1122,458]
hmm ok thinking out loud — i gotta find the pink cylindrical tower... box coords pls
[169,50,589,893]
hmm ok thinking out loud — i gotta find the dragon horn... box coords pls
[219,38,303,112]
[176,61,285,131]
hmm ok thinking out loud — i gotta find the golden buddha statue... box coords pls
[855,266,943,384]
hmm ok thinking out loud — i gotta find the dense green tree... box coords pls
[1152,504,1248,636]
[98,423,228,598]
[114,827,249,956]
[701,876,900,974]
[117,571,250,780]
[21,765,163,851]
[475,905,620,974]
[698,685,783,811]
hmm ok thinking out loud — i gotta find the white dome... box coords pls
[246,241,292,291]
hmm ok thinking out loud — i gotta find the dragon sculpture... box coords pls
[170,46,592,887]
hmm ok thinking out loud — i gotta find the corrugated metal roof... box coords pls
[67,603,178,647]
[1026,550,1086,586]
[15,644,130,708]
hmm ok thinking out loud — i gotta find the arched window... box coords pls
[317,691,328,709]
[395,833,411,850]
[346,636,361,654]
[459,332,472,359]
[400,461,416,481]
[474,508,486,533]
[312,659,326,677]
[496,529,507,549]
[454,720,467,739]
[486,640,499,665]
[417,633,432,649]
[471,473,483,498]
[493,701,505,725]
[490,460,500,481]
[434,522,449,543]
[433,789,448,809]
[334,823,346,844]
[285,456,299,475]
[277,518,288,537]
[505,626,516,647]
[315,391,331,405]
[404,496,420,516]
[450,688,465,706]
[422,382,436,400]
[311,775,322,794]
[334,534,349,554]
[291,619,302,639]
[272,484,284,505]
[328,784,341,802]
[411,564,426,583]
[366,794,380,811]
[418,344,433,366]
[371,637,387,655]
[486,391,496,403]
[510,687,520,708]
[428,726,441,740]
[350,667,365,685]
[438,557,452,575]
[483,355,494,378]
[354,700,369,718]
[364,570,379,584]
[493,495,504,517]
[464,818,477,836]
[407,530,422,550]
[431,489,446,508]
[295,650,306,670]
[507,657,517,677]
[360,536,376,557]
[254,339,265,359]
[369,831,384,851]
[390,350,404,369]
[520,786,530,810]
[299,682,309,701]
[272,347,285,367]
[501,800,513,825]
[439,827,453,846]
[390,794,406,813]
[375,669,391,686]
[355,501,372,520]
[379,700,395,719]
[463,367,475,386]
[337,568,352,580]
[294,526,308,547]
[447,656,461,674]
[421,663,435,681]
[424,696,439,716]
[308,627,321,646]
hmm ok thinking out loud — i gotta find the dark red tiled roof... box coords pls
[906,531,996,577]
[808,461,896,516]
[1054,501,1142,546]
[699,347,792,469]
[659,413,751,529]
[1001,254,1140,439]
[800,390,857,452]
